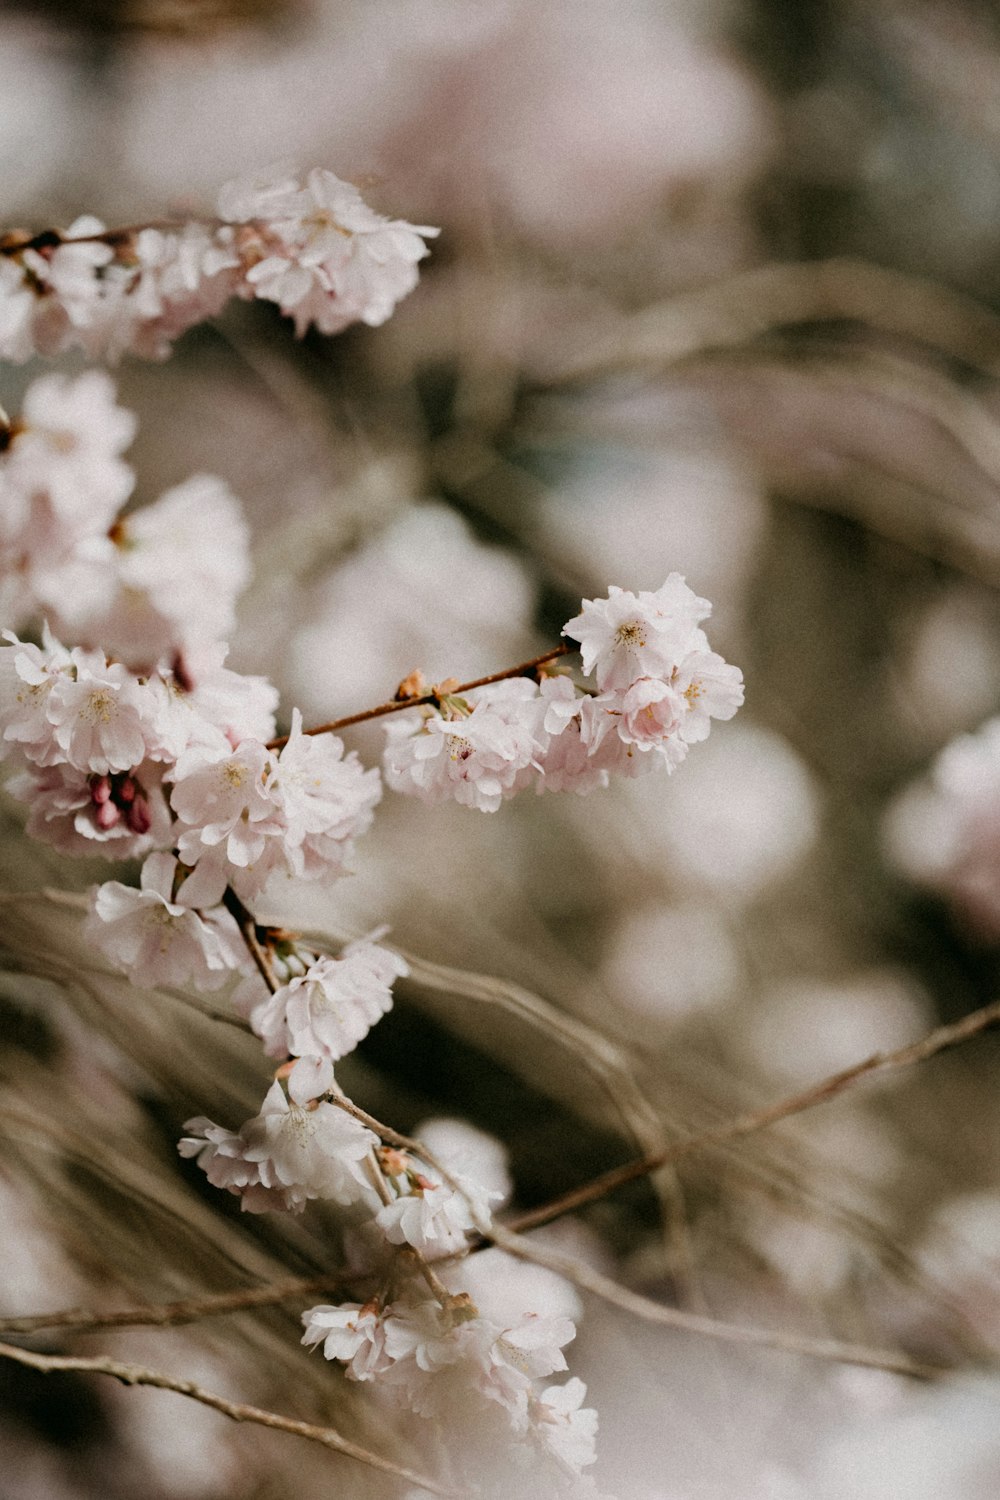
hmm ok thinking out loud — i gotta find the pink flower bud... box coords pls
[94,800,121,830]
[126,795,152,834]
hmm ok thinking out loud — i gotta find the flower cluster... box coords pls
[179,1082,379,1215]
[0,167,438,363]
[0,370,249,658]
[301,1295,598,1475]
[0,322,747,1490]
[0,375,380,1001]
[383,575,744,811]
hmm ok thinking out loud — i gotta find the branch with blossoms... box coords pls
[0,166,437,363]
[0,168,755,1496]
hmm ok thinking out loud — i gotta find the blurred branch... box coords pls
[483,1224,943,1381]
[0,1341,457,1497]
[507,996,1000,1233]
[542,259,1000,384]
[0,1276,354,1337]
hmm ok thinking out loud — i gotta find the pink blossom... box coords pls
[383,678,546,813]
[10,760,172,858]
[562,575,711,691]
[242,941,408,1104]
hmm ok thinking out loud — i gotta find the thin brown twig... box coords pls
[0,1341,456,1497]
[267,643,572,748]
[504,996,1000,1235]
[221,886,279,993]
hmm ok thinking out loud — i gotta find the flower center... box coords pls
[615,621,645,649]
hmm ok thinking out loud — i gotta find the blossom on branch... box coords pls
[238,939,408,1104]
[0,167,439,362]
[85,851,248,990]
[179,1081,379,1214]
[170,716,380,904]
[383,678,547,812]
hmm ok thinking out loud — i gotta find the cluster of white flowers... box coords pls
[301,1295,598,1475]
[0,375,380,1000]
[383,575,744,811]
[0,167,439,362]
[0,370,249,656]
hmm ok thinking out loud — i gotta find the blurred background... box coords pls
[2,0,1000,1496]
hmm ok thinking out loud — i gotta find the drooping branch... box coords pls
[483,1225,943,1381]
[0,1341,458,1497]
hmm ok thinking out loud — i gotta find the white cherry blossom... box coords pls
[0,170,437,361]
[242,941,408,1104]
[672,649,745,744]
[376,1179,480,1256]
[531,1378,598,1473]
[85,852,247,990]
[223,166,439,336]
[266,710,381,880]
[300,1302,392,1379]
[179,1082,378,1214]
[562,575,711,691]
[170,737,281,886]
[383,678,546,813]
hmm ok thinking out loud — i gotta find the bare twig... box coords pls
[505,996,1000,1235]
[483,1225,943,1381]
[221,886,279,993]
[0,1341,456,1497]
[267,643,572,748]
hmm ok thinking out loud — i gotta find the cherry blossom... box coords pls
[178,1082,378,1214]
[300,1301,393,1378]
[0,168,439,362]
[9,759,172,858]
[671,649,745,744]
[171,719,380,904]
[886,715,1000,940]
[222,166,440,336]
[240,940,408,1104]
[56,475,252,666]
[376,1178,484,1256]
[530,1378,599,1473]
[266,709,382,880]
[383,678,547,812]
[562,574,711,691]
[85,852,247,990]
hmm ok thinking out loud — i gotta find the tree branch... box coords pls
[0,1275,355,1337]
[267,643,572,748]
[0,1340,457,1496]
[505,995,1000,1235]
[483,1225,943,1381]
